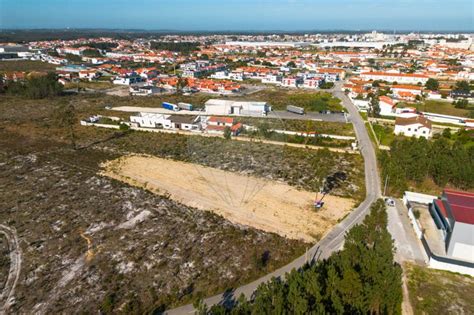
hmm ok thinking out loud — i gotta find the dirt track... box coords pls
[0,224,21,313]
[102,155,354,242]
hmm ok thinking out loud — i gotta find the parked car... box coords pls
[384,198,395,207]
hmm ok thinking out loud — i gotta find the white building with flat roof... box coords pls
[204,99,271,116]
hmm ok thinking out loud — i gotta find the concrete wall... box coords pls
[428,256,474,277]
[404,191,437,205]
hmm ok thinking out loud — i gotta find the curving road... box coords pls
[0,224,22,314]
[166,81,381,314]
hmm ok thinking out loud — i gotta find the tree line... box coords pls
[195,199,403,315]
[379,135,474,195]
[2,72,63,99]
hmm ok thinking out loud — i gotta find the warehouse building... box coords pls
[204,99,271,116]
[430,189,474,261]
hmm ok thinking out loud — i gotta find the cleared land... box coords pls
[102,155,354,242]
[406,263,474,314]
[0,91,363,312]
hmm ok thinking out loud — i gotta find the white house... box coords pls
[130,113,172,129]
[204,99,271,116]
[281,77,302,88]
[379,96,397,116]
[168,115,201,131]
[113,75,142,85]
[394,115,432,139]
[129,85,162,96]
[302,78,323,89]
[78,70,99,81]
[261,74,282,84]
[205,116,242,135]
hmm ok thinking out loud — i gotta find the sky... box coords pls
[0,0,473,31]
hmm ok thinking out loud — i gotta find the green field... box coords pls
[0,60,57,72]
[64,80,115,91]
[232,89,344,112]
[400,100,474,117]
[237,117,354,136]
[372,123,396,146]
[406,263,474,315]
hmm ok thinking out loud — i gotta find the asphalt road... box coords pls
[165,81,381,314]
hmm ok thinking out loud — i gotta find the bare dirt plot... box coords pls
[102,155,355,242]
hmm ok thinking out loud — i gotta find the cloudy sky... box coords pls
[1,0,473,31]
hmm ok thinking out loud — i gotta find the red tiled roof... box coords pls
[208,116,234,124]
[444,189,474,225]
[379,96,394,106]
[395,116,432,129]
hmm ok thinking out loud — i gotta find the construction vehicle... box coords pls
[314,190,327,209]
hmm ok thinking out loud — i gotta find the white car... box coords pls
[384,198,395,207]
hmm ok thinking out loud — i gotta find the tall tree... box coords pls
[425,78,439,91]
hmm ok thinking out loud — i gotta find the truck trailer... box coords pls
[286,105,305,115]
[162,102,179,111]
[177,102,193,111]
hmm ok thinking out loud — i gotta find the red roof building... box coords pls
[431,189,474,261]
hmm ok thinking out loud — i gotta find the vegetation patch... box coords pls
[198,200,403,315]
[379,134,474,196]
[0,60,57,72]
[232,89,344,112]
[406,263,474,315]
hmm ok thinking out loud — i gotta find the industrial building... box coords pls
[430,189,474,262]
[204,99,271,116]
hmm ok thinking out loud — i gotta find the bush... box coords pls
[413,209,421,219]
[319,81,335,89]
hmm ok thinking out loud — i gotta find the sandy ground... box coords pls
[101,155,354,242]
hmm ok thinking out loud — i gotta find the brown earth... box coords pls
[102,155,355,242]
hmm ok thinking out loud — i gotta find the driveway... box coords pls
[386,200,428,264]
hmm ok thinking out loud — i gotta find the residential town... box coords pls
[1,27,473,315]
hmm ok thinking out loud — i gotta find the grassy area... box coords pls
[237,117,355,136]
[64,80,115,91]
[406,263,474,315]
[231,88,344,112]
[0,60,57,72]
[372,123,396,146]
[398,100,473,117]
[365,122,379,149]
